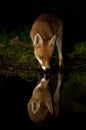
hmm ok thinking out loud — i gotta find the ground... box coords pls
[0,36,86,80]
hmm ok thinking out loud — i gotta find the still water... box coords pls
[0,68,86,129]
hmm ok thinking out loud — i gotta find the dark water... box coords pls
[0,69,86,129]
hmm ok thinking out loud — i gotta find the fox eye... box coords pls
[38,88,42,91]
[40,56,44,59]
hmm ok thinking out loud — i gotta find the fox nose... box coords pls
[45,68,50,73]
[42,65,50,71]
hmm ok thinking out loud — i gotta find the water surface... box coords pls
[0,68,86,129]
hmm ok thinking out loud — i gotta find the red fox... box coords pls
[30,13,63,71]
[27,71,63,125]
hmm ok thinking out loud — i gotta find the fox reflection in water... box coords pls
[27,71,63,125]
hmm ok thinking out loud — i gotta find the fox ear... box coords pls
[33,33,43,46]
[46,101,53,113]
[31,101,40,114]
[49,34,56,47]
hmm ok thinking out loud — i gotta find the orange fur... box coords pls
[27,71,63,125]
[30,13,63,70]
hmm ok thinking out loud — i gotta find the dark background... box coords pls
[0,0,86,50]
[0,0,86,27]
[0,1,86,128]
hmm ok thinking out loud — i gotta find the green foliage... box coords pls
[0,29,8,44]
[18,25,32,43]
[21,70,37,82]
[66,71,86,85]
[5,45,36,64]
[0,25,32,45]
[70,42,86,57]
[62,70,86,112]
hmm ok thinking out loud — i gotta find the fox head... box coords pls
[27,77,53,124]
[33,33,56,71]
